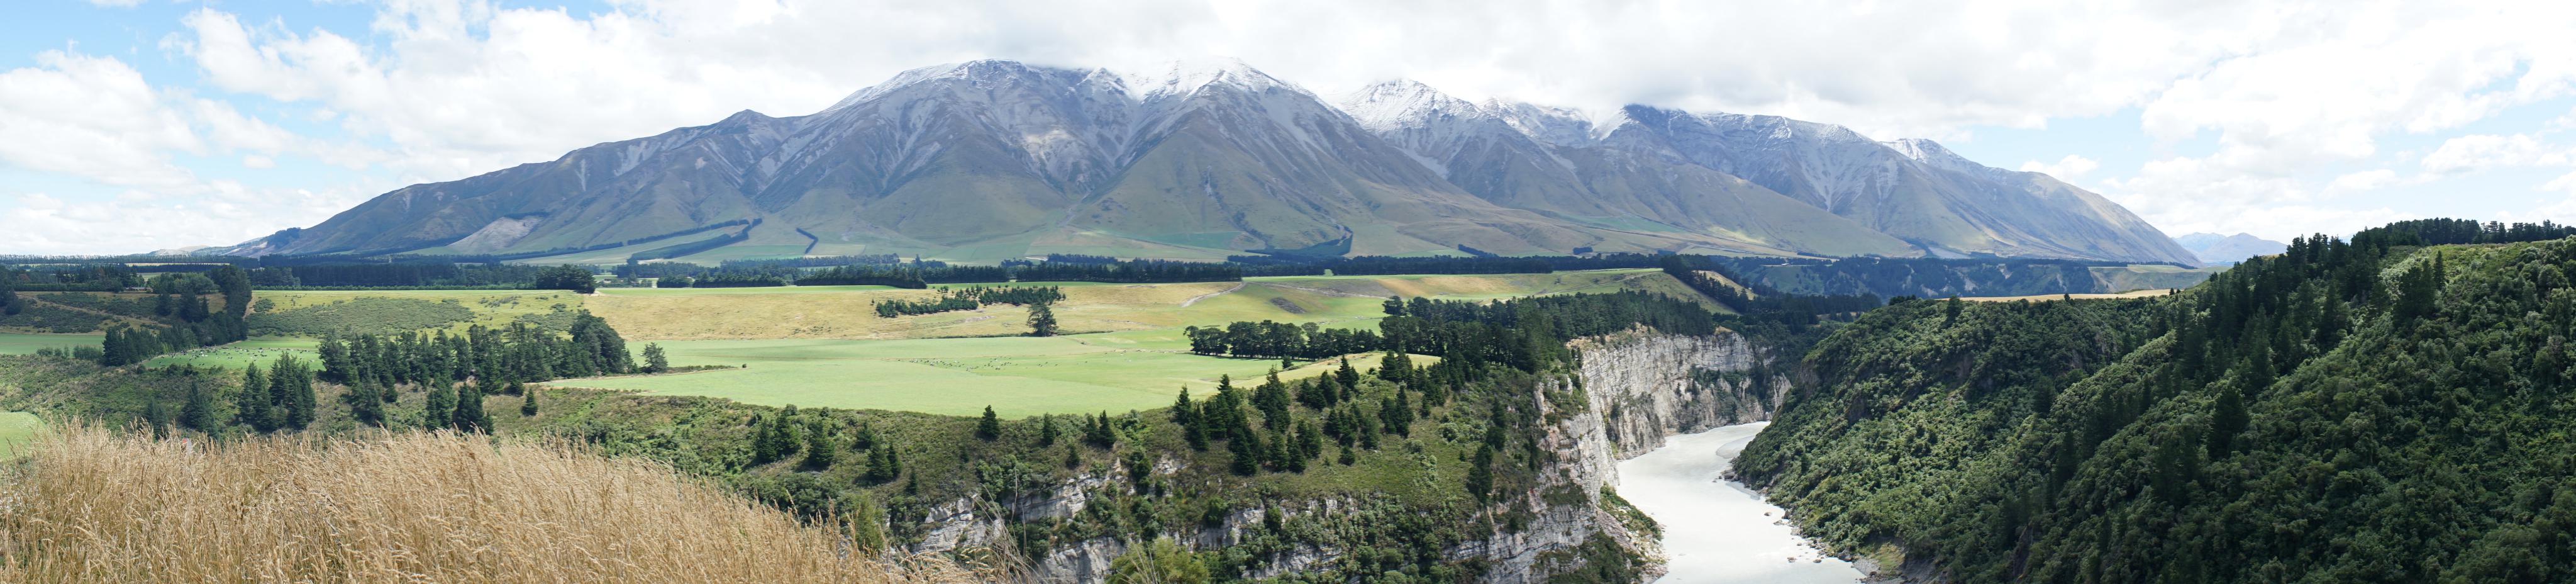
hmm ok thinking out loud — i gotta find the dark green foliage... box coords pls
[421,384,455,431]
[179,381,216,432]
[531,266,597,293]
[1026,301,1058,337]
[975,406,1002,441]
[519,384,538,417]
[802,417,839,468]
[451,381,490,433]
[750,408,801,464]
[314,315,631,388]
[234,365,271,431]
[1738,224,2576,584]
[641,343,669,373]
[1185,290,1712,367]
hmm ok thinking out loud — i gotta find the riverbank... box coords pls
[1616,422,1862,583]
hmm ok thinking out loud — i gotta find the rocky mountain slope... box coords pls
[215,59,2194,265]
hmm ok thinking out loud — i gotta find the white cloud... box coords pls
[2419,133,2572,174]
[0,51,204,191]
[0,185,368,256]
[2019,155,2100,181]
[242,155,275,169]
[2323,169,2409,195]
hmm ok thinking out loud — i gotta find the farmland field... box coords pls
[542,334,1412,417]
[248,289,589,336]
[142,337,321,369]
[0,332,103,355]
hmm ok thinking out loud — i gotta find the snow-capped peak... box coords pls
[1881,137,1990,175]
[1121,57,1297,99]
[821,59,1064,113]
[1334,79,1484,133]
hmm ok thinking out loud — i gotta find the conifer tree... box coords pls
[1026,302,1060,337]
[1253,370,1291,432]
[348,382,386,427]
[1038,413,1059,447]
[1174,388,1208,451]
[1466,443,1497,501]
[142,398,174,439]
[274,356,316,431]
[235,365,272,431]
[804,417,839,468]
[976,405,1002,441]
[180,381,217,432]
[424,385,457,432]
[2209,383,2250,459]
[1063,442,1082,469]
[519,385,539,417]
[1335,357,1360,390]
[1229,432,1262,475]
[1085,411,1116,447]
[452,381,490,433]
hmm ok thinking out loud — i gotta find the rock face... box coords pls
[1574,328,1785,458]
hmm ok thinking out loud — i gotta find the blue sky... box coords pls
[6,0,2576,254]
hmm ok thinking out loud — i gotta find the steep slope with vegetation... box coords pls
[1738,221,2576,583]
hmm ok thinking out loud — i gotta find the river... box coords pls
[1616,422,1865,583]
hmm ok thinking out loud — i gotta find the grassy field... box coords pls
[142,337,321,370]
[585,269,1714,340]
[0,411,40,459]
[0,332,103,355]
[543,333,1424,417]
[249,289,589,335]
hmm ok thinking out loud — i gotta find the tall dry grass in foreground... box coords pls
[0,424,989,583]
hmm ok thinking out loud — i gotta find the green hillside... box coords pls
[1738,232,2576,583]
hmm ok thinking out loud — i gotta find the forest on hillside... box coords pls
[1738,223,2576,583]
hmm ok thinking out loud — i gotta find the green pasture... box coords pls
[0,332,103,355]
[546,334,1350,417]
[142,337,321,370]
[0,412,40,459]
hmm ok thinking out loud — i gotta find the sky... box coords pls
[5,0,2576,255]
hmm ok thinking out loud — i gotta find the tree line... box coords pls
[96,266,254,366]
[872,286,1065,318]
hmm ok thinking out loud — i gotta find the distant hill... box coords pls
[2173,232,2288,265]
[206,59,2196,266]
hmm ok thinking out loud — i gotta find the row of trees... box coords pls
[314,313,633,390]
[870,286,1067,318]
[96,265,253,366]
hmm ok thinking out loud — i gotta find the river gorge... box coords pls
[1618,422,1863,583]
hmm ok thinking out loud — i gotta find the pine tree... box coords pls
[1254,370,1291,432]
[1175,388,1208,451]
[1466,443,1497,502]
[452,381,489,433]
[1380,391,1414,435]
[142,397,174,439]
[641,343,669,373]
[424,385,457,432]
[180,381,217,432]
[1335,357,1360,390]
[1085,411,1116,447]
[520,385,539,417]
[348,382,386,427]
[1038,414,1059,447]
[1229,432,1262,475]
[2209,383,2250,459]
[275,356,316,431]
[803,417,839,468]
[235,365,272,431]
[976,405,1002,441]
[1026,301,1060,337]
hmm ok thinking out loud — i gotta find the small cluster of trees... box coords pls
[749,406,905,481]
[1181,321,1384,360]
[233,356,318,433]
[1164,356,1431,476]
[95,266,253,366]
[871,286,1066,318]
[314,313,633,390]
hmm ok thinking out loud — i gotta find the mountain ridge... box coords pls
[210,59,2196,265]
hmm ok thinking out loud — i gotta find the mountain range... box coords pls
[2172,232,2289,266]
[211,59,2197,265]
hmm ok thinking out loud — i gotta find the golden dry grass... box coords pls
[0,424,987,584]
